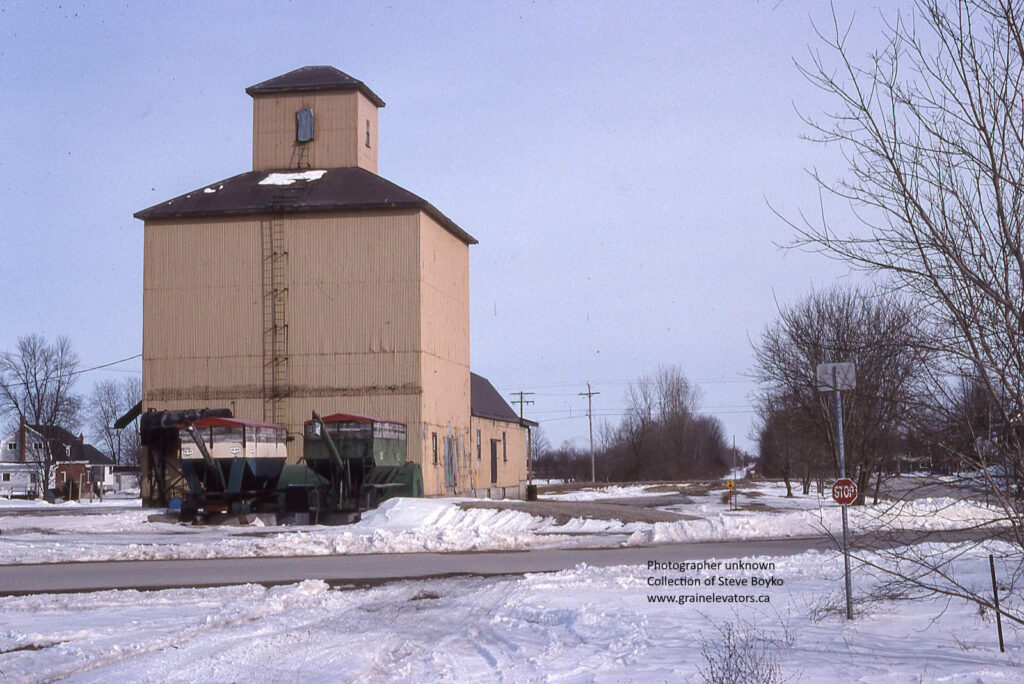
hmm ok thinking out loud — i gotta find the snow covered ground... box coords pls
[541,484,673,501]
[0,482,1009,565]
[0,542,1018,682]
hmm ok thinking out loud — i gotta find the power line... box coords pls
[538,408,759,424]
[497,376,753,391]
[72,354,142,376]
[529,403,756,413]
[1,352,143,393]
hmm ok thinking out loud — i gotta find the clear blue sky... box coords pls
[0,1,894,451]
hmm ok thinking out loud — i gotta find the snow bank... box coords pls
[0,499,609,564]
[627,496,1007,545]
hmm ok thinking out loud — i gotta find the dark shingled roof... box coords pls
[246,66,386,107]
[28,424,113,465]
[134,167,477,245]
[471,372,537,426]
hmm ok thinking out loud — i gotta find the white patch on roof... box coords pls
[203,187,216,194]
[258,170,327,186]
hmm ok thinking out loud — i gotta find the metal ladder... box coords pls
[261,216,288,423]
[290,143,310,169]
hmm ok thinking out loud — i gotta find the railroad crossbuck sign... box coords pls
[832,478,857,505]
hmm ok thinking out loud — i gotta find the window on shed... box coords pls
[5,442,14,450]
[296,107,315,143]
[2,473,9,482]
[33,442,42,449]
[476,429,481,461]
[365,119,371,148]
[502,432,507,462]
[432,432,438,465]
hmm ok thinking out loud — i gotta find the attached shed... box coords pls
[469,373,536,499]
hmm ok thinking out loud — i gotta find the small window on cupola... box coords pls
[365,119,371,148]
[296,108,314,143]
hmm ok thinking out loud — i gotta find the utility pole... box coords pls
[510,391,535,483]
[578,383,600,482]
[510,391,535,421]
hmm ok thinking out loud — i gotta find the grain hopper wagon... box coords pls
[170,409,422,523]
[279,411,423,523]
[178,416,289,519]
[139,407,235,507]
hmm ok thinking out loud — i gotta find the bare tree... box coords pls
[530,425,550,459]
[756,400,803,498]
[534,440,591,483]
[785,0,1024,622]
[87,376,142,468]
[753,286,924,503]
[0,334,81,492]
[598,366,728,481]
[88,379,121,461]
[622,375,657,475]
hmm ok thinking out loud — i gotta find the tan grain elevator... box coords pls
[137,66,532,498]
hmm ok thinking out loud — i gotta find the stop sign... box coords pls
[832,478,857,505]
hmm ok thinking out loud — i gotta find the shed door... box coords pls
[490,440,499,485]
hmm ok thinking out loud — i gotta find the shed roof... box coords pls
[134,167,477,245]
[246,66,386,107]
[471,372,538,427]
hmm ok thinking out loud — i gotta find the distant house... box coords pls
[27,424,115,497]
[0,418,47,498]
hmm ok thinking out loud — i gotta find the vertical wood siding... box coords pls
[142,209,476,495]
[143,212,422,464]
[418,213,472,495]
[252,91,379,172]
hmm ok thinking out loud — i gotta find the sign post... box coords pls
[818,361,856,620]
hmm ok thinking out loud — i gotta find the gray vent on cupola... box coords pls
[296,108,314,143]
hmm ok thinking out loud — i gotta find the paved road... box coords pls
[0,529,990,596]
